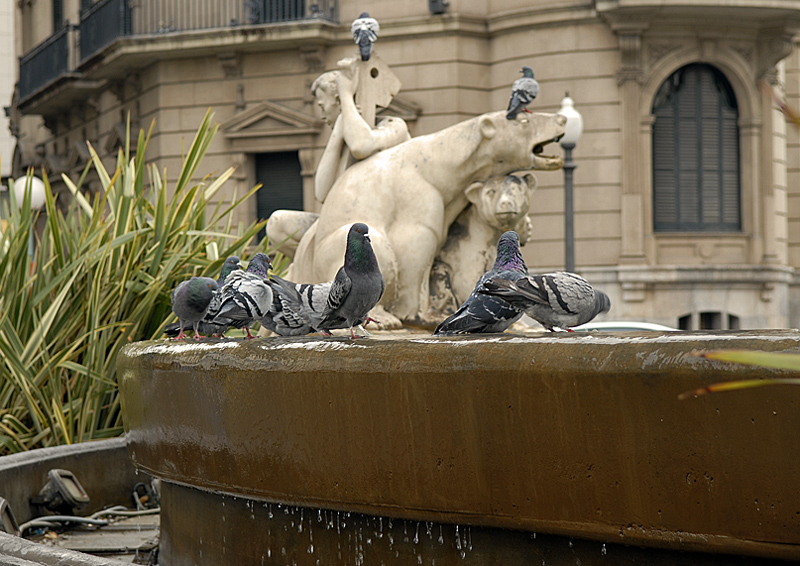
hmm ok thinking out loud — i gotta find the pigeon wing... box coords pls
[322,266,352,317]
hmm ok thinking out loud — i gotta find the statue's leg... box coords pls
[388,224,438,322]
[266,210,319,260]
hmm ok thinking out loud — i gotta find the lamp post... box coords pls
[13,174,46,259]
[558,93,583,273]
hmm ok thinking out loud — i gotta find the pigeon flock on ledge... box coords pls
[169,225,610,341]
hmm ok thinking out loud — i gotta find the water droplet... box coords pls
[308,544,314,553]
[568,538,574,548]
[438,525,444,544]
[318,510,323,522]
[601,543,607,555]
[414,522,420,544]
[456,525,462,550]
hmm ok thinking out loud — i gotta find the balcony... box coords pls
[18,25,77,103]
[17,0,339,111]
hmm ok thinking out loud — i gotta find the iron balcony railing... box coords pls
[18,24,77,102]
[80,0,132,64]
[80,0,338,61]
[18,0,338,104]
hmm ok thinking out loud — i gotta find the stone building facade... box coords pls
[9,0,800,329]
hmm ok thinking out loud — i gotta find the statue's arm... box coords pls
[314,116,346,203]
[337,71,410,160]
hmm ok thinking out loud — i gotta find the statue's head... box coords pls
[311,72,340,125]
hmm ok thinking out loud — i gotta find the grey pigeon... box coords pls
[351,12,380,61]
[211,253,274,339]
[272,223,384,339]
[216,255,241,285]
[171,276,219,340]
[433,231,528,335]
[480,271,611,331]
[265,276,328,336]
[164,255,241,338]
[506,66,539,120]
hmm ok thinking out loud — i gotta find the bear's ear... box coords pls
[519,171,537,191]
[479,115,497,139]
[465,181,485,204]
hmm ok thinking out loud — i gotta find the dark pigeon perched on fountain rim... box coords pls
[271,222,385,339]
[433,230,528,335]
[164,255,241,338]
[480,271,611,331]
[170,276,219,340]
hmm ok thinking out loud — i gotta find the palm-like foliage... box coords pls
[0,112,266,454]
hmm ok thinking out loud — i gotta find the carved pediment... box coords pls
[223,101,323,140]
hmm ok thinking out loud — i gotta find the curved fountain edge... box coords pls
[118,330,800,564]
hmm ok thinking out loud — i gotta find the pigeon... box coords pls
[170,277,219,340]
[271,223,384,338]
[351,12,380,61]
[506,66,539,120]
[265,275,329,336]
[216,255,242,285]
[210,253,274,339]
[164,256,241,338]
[433,231,529,335]
[480,271,611,331]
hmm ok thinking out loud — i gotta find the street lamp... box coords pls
[558,93,583,273]
[12,174,46,259]
[13,174,46,210]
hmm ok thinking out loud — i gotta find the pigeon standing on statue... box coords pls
[170,277,219,340]
[271,223,384,339]
[506,66,539,120]
[434,231,529,335]
[351,12,380,61]
[480,271,611,331]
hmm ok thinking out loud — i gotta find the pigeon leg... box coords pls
[244,326,254,339]
[319,330,334,337]
[362,316,380,326]
[173,322,187,341]
[566,328,575,332]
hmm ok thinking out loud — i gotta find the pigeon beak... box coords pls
[364,233,371,242]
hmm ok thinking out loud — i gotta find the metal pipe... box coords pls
[562,142,576,272]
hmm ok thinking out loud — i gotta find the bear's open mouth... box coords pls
[531,136,564,170]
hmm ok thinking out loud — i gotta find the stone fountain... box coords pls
[118,58,800,565]
[119,331,800,565]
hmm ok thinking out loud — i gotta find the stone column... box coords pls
[614,23,649,266]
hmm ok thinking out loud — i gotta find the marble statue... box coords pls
[430,172,537,316]
[268,57,566,325]
[268,56,409,259]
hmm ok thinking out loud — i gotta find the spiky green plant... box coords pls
[678,350,800,400]
[0,111,266,454]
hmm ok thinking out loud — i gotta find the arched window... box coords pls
[652,64,740,232]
